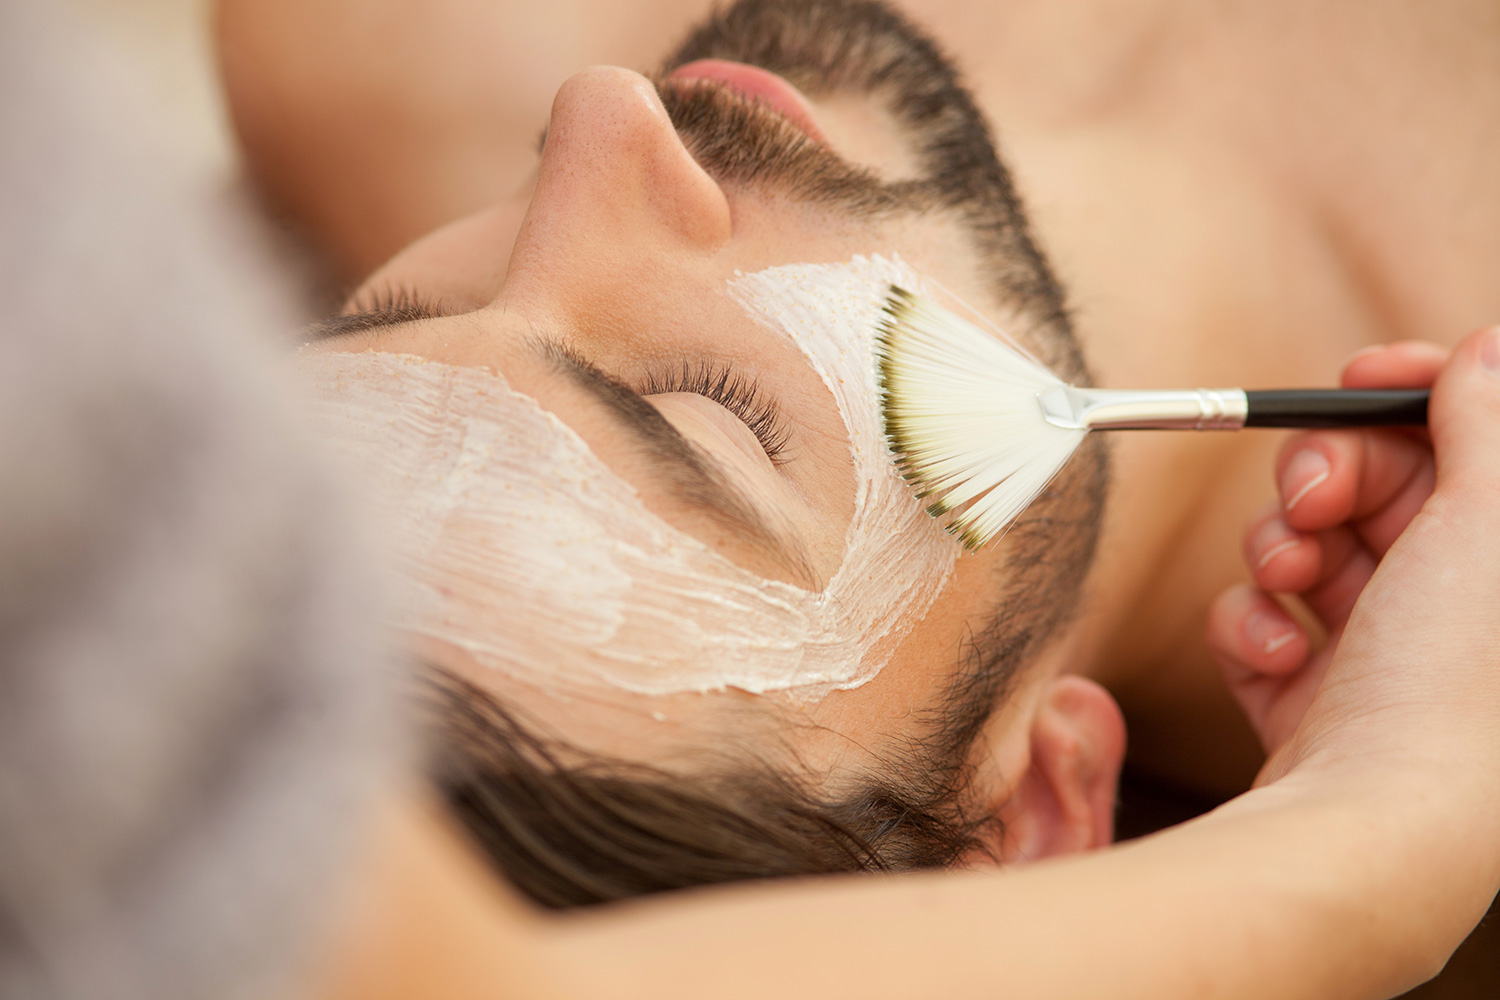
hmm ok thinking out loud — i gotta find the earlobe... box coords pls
[998,675,1126,863]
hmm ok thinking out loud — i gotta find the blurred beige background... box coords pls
[63,0,233,186]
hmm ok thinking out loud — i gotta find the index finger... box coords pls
[1271,342,1441,539]
[1275,430,1432,550]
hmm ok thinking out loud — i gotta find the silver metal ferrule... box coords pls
[1037,386,1249,431]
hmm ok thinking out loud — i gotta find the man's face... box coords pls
[304,0,1099,779]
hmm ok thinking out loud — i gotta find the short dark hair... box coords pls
[431,0,1109,908]
[428,670,996,908]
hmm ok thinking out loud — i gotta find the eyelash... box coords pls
[641,361,792,466]
[312,286,444,340]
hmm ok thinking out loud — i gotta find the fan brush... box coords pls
[874,287,1428,550]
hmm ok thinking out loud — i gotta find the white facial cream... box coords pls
[303,255,958,697]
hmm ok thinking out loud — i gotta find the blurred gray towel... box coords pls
[0,3,400,999]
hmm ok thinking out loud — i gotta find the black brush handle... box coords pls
[1244,389,1429,428]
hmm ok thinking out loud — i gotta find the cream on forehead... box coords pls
[303,255,957,696]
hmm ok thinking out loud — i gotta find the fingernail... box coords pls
[1481,326,1500,377]
[1246,608,1299,655]
[1256,538,1301,570]
[1281,449,1331,511]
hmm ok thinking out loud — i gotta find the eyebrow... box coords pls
[540,342,818,588]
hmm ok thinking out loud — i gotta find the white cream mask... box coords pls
[303,255,958,697]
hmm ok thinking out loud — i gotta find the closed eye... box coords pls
[305,286,448,342]
[639,361,792,466]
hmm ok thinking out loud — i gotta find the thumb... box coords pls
[1429,325,1500,498]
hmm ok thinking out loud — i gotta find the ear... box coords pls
[997,675,1126,863]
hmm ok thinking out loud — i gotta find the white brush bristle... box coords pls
[875,287,1087,550]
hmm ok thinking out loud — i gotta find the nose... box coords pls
[501,67,732,301]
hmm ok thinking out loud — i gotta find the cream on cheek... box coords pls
[302,255,958,696]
